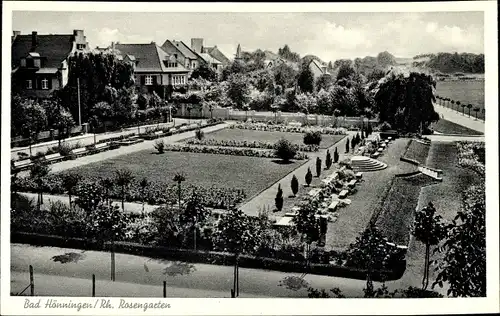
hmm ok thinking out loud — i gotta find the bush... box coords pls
[274,139,298,162]
[186,139,318,152]
[325,150,332,169]
[291,175,299,197]
[305,168,313,186]
[154,140,165,154]
[195,128,205,140]
[275,184,284,212]
[303,131,322,146]
[315,157,322,177]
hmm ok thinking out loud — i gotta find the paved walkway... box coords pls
[239,132,355,217]
[427,134,485,143]
[434,103,485,133]
[18,122,231,175]
[11,118,196,159]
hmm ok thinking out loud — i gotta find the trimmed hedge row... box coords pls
[229,123,348,135]
[160,144,309,160]
[11,232,405,281]
[185,139,319,152]
[140,120,224,140]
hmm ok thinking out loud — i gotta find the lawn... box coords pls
[60,150,304,203]
[431,119,484,136]
[194,128,346,149]
[326,138,419,251]
[402,140,431,164]
[375,174,439,247]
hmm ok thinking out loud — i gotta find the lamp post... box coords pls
[77,77,82,126]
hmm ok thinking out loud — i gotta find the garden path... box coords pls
[434,103,485,133]
[238,132,355,218]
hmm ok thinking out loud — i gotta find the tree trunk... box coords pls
[178,183,182,210]
[68,193,72,209]
[233,255,237,296]
[121,188,125,211]
[236,257,239,297]
[423,243,430,290]
[110,241,116,281]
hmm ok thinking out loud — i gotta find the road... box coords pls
[434,103,485,133]
[10,244,436,298]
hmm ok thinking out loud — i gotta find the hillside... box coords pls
[411,52,484,74]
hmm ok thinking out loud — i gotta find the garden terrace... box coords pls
[375,173,439,247]
[191,128,346,149]
[326,138,419,251]
[53,150,305,206]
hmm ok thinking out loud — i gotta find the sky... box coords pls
[12,11,484,62]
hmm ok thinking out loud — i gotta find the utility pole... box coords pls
[77,77,82,126]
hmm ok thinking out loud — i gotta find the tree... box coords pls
[274,139,298,162]
[345,138,350,153]
[190,63,217,81]
[212,208,258,297]
[367,68,386,83]
[325,150,332,170]
[115,168,135,212]
[373,71,439,133]
[315,74,334,92]
[460,102,466,115]
[466,103,473,117]
[345,225,400,296]
[173,173,186,210]
[305,167,313,186]
[30,160,51,211]
[181,190,212,250]
[295,93,318,122]
[334,147,339,163]
[226,74,250,109]
[293,202,320,263]
[139,178,149,214]
[336,63,357,82]
[275,184,284,212]
[351,136,356,150]
[291,175,299,197]
[62,173,81,210]
[297,62,315,93]
[473,107,480,119]
[455,100,461,112]
[53,106,75,147]
[315,157,322,177]
[273,63,297,89]
[17,99,48,156]
[303,131,322,146]
[316,89,332,115]
[451,99,455,110]
[412,202,446,290]
[433,183,485,297]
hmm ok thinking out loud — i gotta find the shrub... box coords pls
[275,184,284,212]
[305,168,312,186]
[325,150,332,169]
[345,138,350,153]
[195,128,205,140]
[186,139,318,152]
[291,175,299,197]
[334,147,339,163]
[303,131,322,146]
[274,139,298,162]
[315,157,322,177]
[154,139,165,154]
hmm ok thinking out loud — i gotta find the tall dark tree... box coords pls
[305,167,313,186]
[226,74,250,109]
[325,150,333,170]
[291,175,299,197]
[345,138,350,153]
[173,173,186,210]
[62,173,82,209]
[297,62,315,93]
[275,184,284,212]
[190,63,217,81]
[373,71,439,133]
[334,147,339,163]
[315,157,322,177]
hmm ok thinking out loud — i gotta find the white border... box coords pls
[2,1,498,315]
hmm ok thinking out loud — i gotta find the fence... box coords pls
[174,104,378,129]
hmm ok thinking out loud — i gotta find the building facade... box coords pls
[190,38,230,67]
[161,40,201,73]
[11,30,89,98]
[309,59,332,81]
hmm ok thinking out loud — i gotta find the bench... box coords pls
[284,211,298,217]
[371,152,380,158]
[70,147,88,158]
[45,153,64,164]
[377,147,384,152]
[13,159,33,171]
[355,172,363,179]
[273,217,294,227]
[339,190,349,199]
[94,142,110,153]
[328,200,339,211]
[347,179,357,188]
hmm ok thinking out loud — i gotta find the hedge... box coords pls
[11,232,405,281]
[186,139,319,152]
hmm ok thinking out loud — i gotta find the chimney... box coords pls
[31,31,38,49]
[191,38,203,53]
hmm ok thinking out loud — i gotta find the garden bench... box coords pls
[70,147,88,158]
[380,143,386,148]
[338,190,349,199]
[284,211,298,217]
[355,172,363,179]
[94,142,110,153]
[13,159,33,171]
[387,137,392,141]
[45,153,64,164]
[371,152,380,158]
[347,179,357,188]
[328,200,339,211]
[377,147,384,152]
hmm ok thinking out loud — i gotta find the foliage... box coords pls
[293,202,320,244]
[334,147,339,163]
[305,168,313,186]
[336,63,358,82]
[373,71,439,133]
[316,89,332,115]
[87,204,129,242]
[115,168,135,211]
[316,74,334,92]
[419,52,484,74]
[229,122,347,135]
[291,175,299,197]
[325,150,332,169]
[432,182,486,297]
[226,74,251,109]
[212,208,258,255]
[295,93,317,115]
[277,44,301,62]
[191,63,218,81]
[274,139,299,162]
[345,138,350,153]
[315,157,322,177]
[74,182,106,214]
[297,62,315,93]
[456,141,485,175]
[195,128,205,141]
[275,184,284,212]
[307,287,345,298]
[154,139,165,154]
[13,98,48,140]
[303,131,322,146]
[273,63,298,90]
[186,139,318,152]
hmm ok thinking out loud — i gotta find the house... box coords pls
[161,40,201,72]
[308,59,331,81]
[113,42,190,97]
[11,29,89,98]
[197,53,224,73]
[190,38,230,66]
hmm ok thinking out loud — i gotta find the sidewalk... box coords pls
[434,104,485,133]
[239,132,354,217]
[11,118,196,159]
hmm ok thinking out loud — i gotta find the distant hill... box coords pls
[411,52,484,74]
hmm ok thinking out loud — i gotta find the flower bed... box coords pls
[229,122,347,135]
[457,141,485,175]
[160,144,309,160]
[186,139,319,152]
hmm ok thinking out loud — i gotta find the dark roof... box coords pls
[203,46,230,65]
[11,34,75,69]
[171,40,198,59]
[115,43,189,73]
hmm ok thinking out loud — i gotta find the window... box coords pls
[25,80,32,89]
[41,78,49,90]
[77,44,86,50]
[145,75,153,85]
